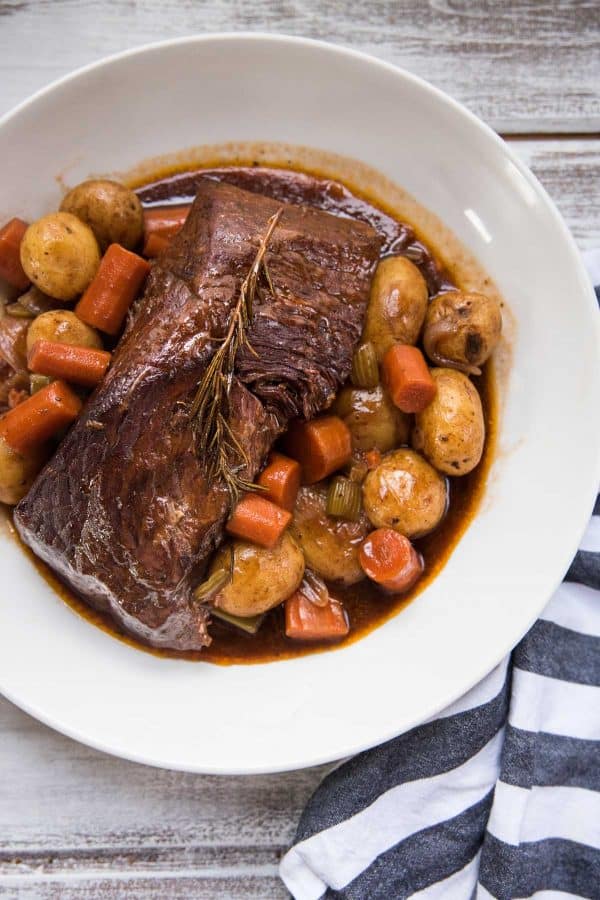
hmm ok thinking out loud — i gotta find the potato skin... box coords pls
[362,448,447,538]
[412,368,485,475]
[20,213,100,302]
[26,310,102,353]
[333,384,409,452]
[210,533,304,617]
[290,484,369,585]
[362,256,428,361]
[0,435,46,505]
[60,179,144,251]
[423,291,502,374]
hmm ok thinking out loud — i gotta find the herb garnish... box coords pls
[190,208,282,506]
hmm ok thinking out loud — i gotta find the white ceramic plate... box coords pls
[1,35,598,774]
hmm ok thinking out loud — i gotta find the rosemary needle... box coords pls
[190,208,283,508]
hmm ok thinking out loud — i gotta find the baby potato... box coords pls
[362,448,447,538]
[0,434,46,505]
[290,484,370,585]
[412,368,485,475]
[26,310,102,353]
[60,179,144,252]
[333,384,409,452]
[362,256,428,361]
[423,291,502,374]
[20,212,100,302]
[210,533,304,617]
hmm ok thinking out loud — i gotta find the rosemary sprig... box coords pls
[190,208,282,507]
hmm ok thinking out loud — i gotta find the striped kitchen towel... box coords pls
[280,250,600,900]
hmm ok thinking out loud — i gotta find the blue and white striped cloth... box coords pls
[280,251,600,900]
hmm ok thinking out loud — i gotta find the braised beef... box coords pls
[139,166,453,295]
[14,181,381,651]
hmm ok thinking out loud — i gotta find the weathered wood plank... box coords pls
[512,138,600,250]
[0,696,329,851]
[0,874,286,899]
[0,0,598,132]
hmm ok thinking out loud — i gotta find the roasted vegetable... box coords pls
[333,384,409,453]
[75,244,150,335]
[211,606,265,635]
[412,368,485,475]
[60,179,144,251]
[0,434,46,505]
[351,341,379,388]
[362,448,447,538]
[26,310,102,353]
[326,476,362,520]
[290,484,370,585]
[226,494,292,548]
[20,213,100,301]
[0,380,82,454]
[27,340,111,388]
[0,218,30,290]
[423,291,502,375]
[257,452,301,511]
[284,415,352,483]
[285,587,349,640]
[382,344,436,413]
[209,533,305,617]
[362,256,428,360]
[359,528,423,593]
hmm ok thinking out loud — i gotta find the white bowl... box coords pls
[1,34,598,774]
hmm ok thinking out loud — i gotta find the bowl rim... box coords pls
[1,32,599,774]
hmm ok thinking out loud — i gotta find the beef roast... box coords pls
[15,181,381,650]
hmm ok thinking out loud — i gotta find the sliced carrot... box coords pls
[76,244,150,335]
[28,340,111,388]
[0,218,30,290]
[365,448,382,470]
[143,205,191,240]
[0,379,82,453]
[226,493,292,548]
[143,232,170,258]
[257,452,301,511]
[382,344,437,413]
[359,528,424,593]
[283,416,352,484]
[285,590,349,641]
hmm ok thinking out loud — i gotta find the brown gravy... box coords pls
[14,162,498,665]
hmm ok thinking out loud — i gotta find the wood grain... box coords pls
[0,4,598,896]
[0,0,598,132]
[0,695,327,897]
[515,138,600,249]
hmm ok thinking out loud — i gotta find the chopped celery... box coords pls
[326,476,362,521]
[211,607,265,635]
[350,341,379,388]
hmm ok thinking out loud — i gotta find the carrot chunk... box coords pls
[226,493,292,548]
[359,528,424,593]
[143,205,191,240]
[76,244,150,335]
[365,448,382,470]
[257,452,301,511]
[0,379,82,453]
[0,218,30,290]
[285,590,349,641]
[142,232,170,258]
[28,339,111,388]
[382,344,437,413]
[283,416,352,484]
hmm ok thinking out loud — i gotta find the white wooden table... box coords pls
[0,2,598,897]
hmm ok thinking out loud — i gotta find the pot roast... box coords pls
[14,180,381,650]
